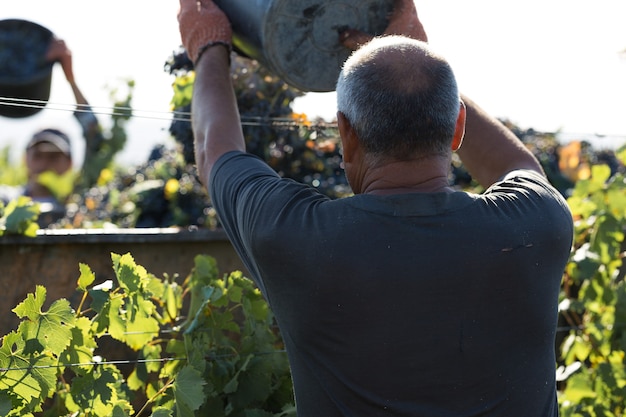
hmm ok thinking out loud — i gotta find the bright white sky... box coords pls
[1,0,625,167]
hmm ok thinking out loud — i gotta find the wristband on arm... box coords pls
[178,0,232,64]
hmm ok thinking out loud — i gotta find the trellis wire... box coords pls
[3,96,624,143]
[0,96,340,131]
[0,323,618,373]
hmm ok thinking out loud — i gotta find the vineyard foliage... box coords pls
[0,254,294,416]
[557,146,626,416]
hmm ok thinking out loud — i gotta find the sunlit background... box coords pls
[1,0,625,168]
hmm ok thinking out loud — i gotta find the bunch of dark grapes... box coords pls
[166,49,196,164]
[50,146,216,230]
[169,104,195,164]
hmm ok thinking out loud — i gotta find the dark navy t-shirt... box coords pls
[210,151,573,417]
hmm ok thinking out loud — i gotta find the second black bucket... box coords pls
[0,19,54,118]
[215,0,393,92]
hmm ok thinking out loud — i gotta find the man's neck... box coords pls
[360,156,454,195]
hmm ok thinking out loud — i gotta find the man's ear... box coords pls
[337,111,359,163]
[451,101,466,151]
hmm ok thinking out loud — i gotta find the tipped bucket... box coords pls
[0,19,54,118]
[214,0,393,92]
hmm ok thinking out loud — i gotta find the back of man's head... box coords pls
[336,36,460,161]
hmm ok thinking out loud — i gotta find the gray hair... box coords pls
[336,36,460,160]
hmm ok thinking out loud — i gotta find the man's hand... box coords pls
[178,0,232,63]
[340,0,427,50]
[46,38,74,83]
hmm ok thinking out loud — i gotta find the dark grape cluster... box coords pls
[51,146,216,230]
[169,104,195,165]
[164,49,353,199]
[165,49,197,165]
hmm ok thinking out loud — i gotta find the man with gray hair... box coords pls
[178,0,573,415]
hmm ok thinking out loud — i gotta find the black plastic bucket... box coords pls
[214,0,393,92]
[0,19,54,118]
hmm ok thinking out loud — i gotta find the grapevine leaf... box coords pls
[37,169,76,201]
[146,274,166,299]
[183,289,215,334]
[228,281,243,303]
[0,331,49,408]
[171,72,195,108]
[113,252,146,293]
[252,297,270,322]
[12,286,47,322]
[165,282,180,323]
[150,407,174,416]
[232,359,274,409]
[12,287,75,356]
[193,254,219,287]
[0,196,39,237]
[22,354,57,402]
[125,315,159,350]
[59,317,97,368]
[563,371,597,402]
[0,392,13,416]
[244,410,276,417]
[0,370,41,409]
[112,403,134,417]
[89,282,113,316]
[96,295,126,341]
[77,263,96,291]
[224,355,252,395]
[129,342,163,390]
[19,303,75,356]
[70,365,119,414]
[174,365,206,415]
[607,187,626,220]
[590,164,611,186]
[123,294,159,350]
[5,326,58,402]
[143,343,163,373]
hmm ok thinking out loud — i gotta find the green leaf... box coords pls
[12,286,47,322]
[112,403,134,417]
[590,164,611,186]
[145,274,166,299]
[59,317,97,368]
[244,410,276,417]
[69,365,120,414]
[124,315,160,351]
[563,371,597,403]
[0,196,40,236]
[103,296,126,341]
[174,366,206,414]
[77,263,96,291]
[0,391,13,416]
[123,294,159,350]
[0,331,56,409]
[113,253,144,292]
[164,282,181,323]
[150,407,174,417]
[193,255,219,287]
[12,287,76,356]
[36,169,76,201]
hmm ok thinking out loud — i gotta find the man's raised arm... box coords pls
[178,0,245,186]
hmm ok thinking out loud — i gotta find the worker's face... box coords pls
[25,143,72,181]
